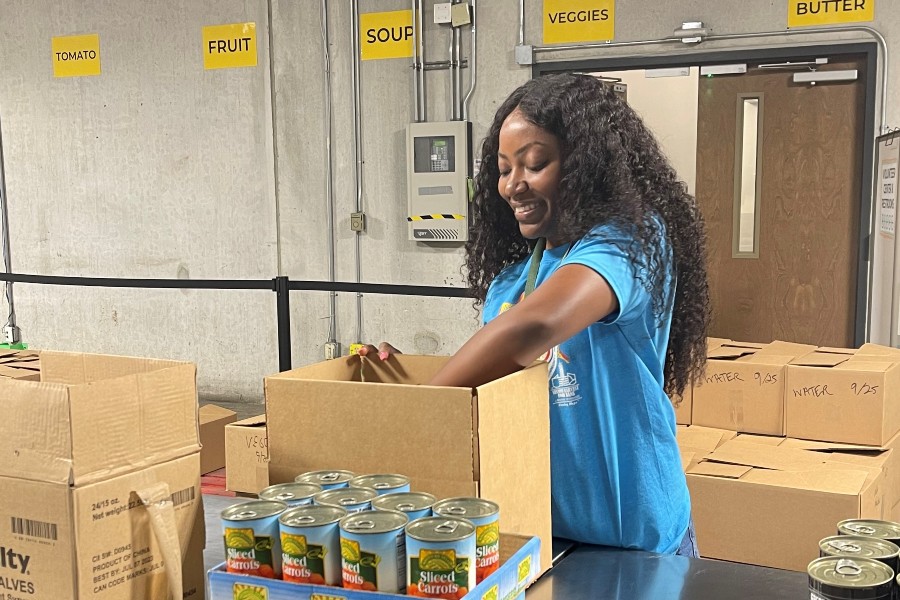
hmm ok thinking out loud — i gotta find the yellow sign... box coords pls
[788,0,874,27]
[203,23,257,70]
[52,34,101,78]
[543,0,614,44]
[360,10,414,60]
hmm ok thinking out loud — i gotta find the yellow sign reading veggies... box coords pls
[543,0,615,44]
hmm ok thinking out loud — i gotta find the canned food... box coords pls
[349,474,412,496]
[280,504,348,585]
[838,520,900,547]
[808,556,894,600]
[820,535,900,575]
[260,482,323,507]
[433,497,500,583]
[296,470,355,490]
[373,492,437,522]
[222,500,288,578]
[316,488,379,513]
[406,517,477,598]
[340,509,409,592]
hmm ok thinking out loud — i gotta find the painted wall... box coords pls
[1,0,896,403]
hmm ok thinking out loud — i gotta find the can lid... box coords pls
[316,487,378,507]
[341,509,408,534]
[407,516,476,542]
[221,500,287,522]
[260,482,323,503]
[838,519,900,540]
[295,470,355,486]
[808,556,895,589]
[433,497,499,519]
[349,474,410,491]
[820,535,900,560]
[280,504,348,527]
[372,492,436,513]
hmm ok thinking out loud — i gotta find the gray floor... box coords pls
[203,493,251,571]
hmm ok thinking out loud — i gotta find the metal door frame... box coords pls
[533,43,878,347]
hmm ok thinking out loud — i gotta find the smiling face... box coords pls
[497,109,564,247]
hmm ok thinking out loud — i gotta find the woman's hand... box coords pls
[356,342,402,361]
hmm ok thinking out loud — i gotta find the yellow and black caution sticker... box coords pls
[407,214,465,222]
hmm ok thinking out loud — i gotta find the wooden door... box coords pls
[695,56,866,347]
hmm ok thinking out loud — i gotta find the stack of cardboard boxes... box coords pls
[0,351,206,599]
[677,340,900,571]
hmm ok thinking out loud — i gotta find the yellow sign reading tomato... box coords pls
[52,34,101,78]
[788,0,874,27]
[543,0,615,44]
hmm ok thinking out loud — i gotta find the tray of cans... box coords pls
[808,519,900,600]
[207,470,542,600]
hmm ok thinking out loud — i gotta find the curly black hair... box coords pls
[465,73,710,397]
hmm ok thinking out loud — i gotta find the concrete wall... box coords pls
[1,0,896,403]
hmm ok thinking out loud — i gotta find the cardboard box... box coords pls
[265,354,552,572]
[785,348,900,445]
[0,350,204,599]
[692,341,814,435]
[225,415,270,494]
[672,338,734,426]
[687,439,885,571]
[208,533,540,600]
[0,349,40,380]
[199,404,237,474]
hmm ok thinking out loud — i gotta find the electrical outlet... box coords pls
[451,2,471,27]
[324,342,340,360]
[434,3,452,24]
[350,212,366,232]
[4,326,20,345]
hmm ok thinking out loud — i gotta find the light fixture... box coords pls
[699,64,747,76]
[671,21,708,44]
[792,69,858,84]
[645,67,691,78]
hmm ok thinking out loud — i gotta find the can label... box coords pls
[281,532,327,584]
[341,538,380,591]
[225,527,276,578]
[475,522,500,581]
[408,548,471,598]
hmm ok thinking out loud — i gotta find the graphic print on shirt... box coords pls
[544,346,581,407]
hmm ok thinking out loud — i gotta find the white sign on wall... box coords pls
[881,157,898,237]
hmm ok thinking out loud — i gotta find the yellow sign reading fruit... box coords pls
[788,0,874,27]
[203,23,257,70]
[543,0,614,44]
[360,10,414,60]
[52,34,101,78]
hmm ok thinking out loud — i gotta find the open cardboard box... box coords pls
[687,438,885,571]
[265,354,553,572]
[225,414,270,494]
[0,349,40,380]
[199,403,237,474]
[208,533,541,600]
[786,347,900,445]
[692,341,814,435]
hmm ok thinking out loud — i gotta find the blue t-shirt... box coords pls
[482,224,690,553]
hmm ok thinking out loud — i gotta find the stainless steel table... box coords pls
[202,495,808,599]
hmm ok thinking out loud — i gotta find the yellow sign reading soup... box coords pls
[543,0,615,44]
[788,0,874,27]
[360,10,414,60]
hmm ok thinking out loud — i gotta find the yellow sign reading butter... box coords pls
[788,0,874,27]
[203,23,257,70]
[52,34,101,78]
[360,10,414,60]
[543,0,614,44]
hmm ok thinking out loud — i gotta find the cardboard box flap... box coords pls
[835,361,896,373]
[39,351,189,385]
[780,438,887,454]
[816,347,858,356]
[790,351,853,368]
[476,362,551,562]
[733,433,784,446]
[229,414,266,428]
[264,376,478,486]
[706,440,827,471]
[707,345,762,360]
[0,380,74,482]
[742,466,870,494]
[743,353,798,366]
[855,343,900,358]
[706,338,732,352]
[677,426,737,453]
[68,362,200,485]
[757,341,817,357]
[689,461,753,479]
[199,404,236,423]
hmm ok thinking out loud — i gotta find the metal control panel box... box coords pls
[407,120,472,242]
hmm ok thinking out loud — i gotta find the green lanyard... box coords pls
[524,238,546,298]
